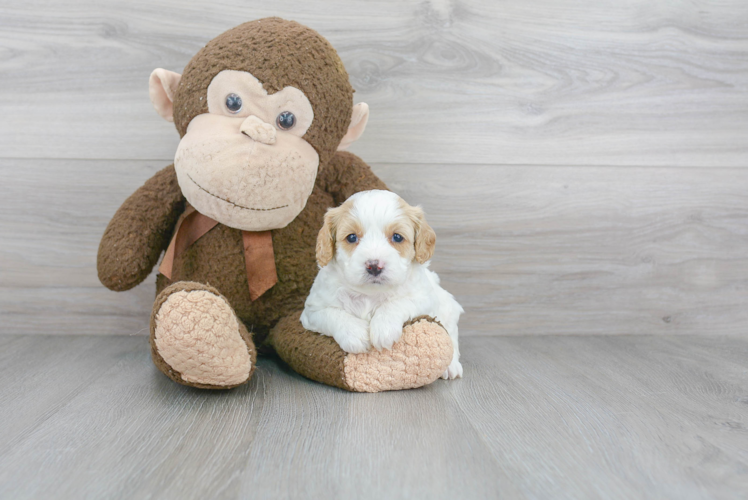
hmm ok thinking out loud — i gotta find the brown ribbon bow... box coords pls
[158,205,278,301]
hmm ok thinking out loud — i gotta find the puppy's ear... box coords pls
[408,206,436,264]
[316,208,339,267]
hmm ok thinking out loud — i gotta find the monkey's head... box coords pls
[148,18,369,231]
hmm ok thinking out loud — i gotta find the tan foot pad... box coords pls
[152,286,252,388]
[343,317,454,393]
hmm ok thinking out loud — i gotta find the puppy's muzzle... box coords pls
[365,259,383,277]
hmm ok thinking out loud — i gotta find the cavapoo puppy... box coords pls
[301,190,463,379]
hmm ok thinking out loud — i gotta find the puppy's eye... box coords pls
[276,111,296,130]
[225,93,243,114]
[346,234,358,243]
[392,233,404,243]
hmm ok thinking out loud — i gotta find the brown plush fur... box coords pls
[271,310,351,390]
[97,165,184,291]
[172,18,353,166]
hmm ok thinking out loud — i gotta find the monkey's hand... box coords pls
[97,164,185,291]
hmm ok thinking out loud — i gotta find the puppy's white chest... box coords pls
[337,289,387,321]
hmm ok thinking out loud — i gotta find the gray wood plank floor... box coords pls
[0,335,745,499]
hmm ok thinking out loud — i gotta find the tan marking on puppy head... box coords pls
[336,216,364,258]
[399,200,436,264]
[316,199,356,267]
[385,221,416,261]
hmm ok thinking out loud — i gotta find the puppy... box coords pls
[300,190,463,379]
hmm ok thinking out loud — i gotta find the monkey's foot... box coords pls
[271,312,453,393]
[150,281,256,389]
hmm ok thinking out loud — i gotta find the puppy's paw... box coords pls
[369,315,405,351]
[333,318,371,354]
[441,359,463,380]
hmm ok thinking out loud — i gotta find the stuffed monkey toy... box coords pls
[97,18,453,392]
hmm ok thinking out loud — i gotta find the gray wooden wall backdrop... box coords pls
[1,0,747,336]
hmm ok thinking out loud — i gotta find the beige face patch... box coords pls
[207,70,314,136]
[174,70,319,231]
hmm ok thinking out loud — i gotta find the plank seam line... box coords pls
[1,157,747,169]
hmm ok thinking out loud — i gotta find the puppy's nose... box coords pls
[365,260,383,277]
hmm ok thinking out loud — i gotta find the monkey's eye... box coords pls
[346,234,358,244]
[392,233,404,243]
[276,111,296,130]
[225,94,243,113]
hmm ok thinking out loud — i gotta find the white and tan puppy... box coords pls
[300,190,463,379]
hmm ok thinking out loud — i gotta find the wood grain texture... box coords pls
[452,335,748,499]
[0,0,746,166]
[380,163,748,336]
[2,158,747,336]
[0,335,745,499]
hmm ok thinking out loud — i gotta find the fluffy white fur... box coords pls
[301,190,464,379]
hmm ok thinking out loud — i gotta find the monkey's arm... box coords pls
[317,151,388,204]
[97,164,185,291]
[271,311,453,392]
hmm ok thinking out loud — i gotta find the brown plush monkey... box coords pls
[97,18,453,392]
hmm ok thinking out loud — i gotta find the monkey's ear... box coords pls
[337,103,369,151]
[149,69,182,122]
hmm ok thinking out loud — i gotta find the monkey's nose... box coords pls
[240,115,276,145]
[365,260,383,277]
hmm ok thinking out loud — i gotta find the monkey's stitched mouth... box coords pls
[186,173,288,212]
